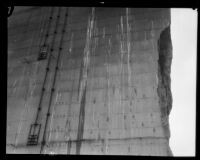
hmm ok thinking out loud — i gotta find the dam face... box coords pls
[7,7,173,155]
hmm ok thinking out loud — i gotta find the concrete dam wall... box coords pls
[7,7,173,155]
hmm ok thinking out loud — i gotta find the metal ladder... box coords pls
[27,7,55,146]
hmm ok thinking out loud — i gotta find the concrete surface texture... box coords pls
[7,7,173,155]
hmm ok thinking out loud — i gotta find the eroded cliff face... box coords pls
[158,26,173,115]
[157,26,173,156]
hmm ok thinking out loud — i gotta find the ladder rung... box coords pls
[27,123,41,146]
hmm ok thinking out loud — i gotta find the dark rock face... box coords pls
[157,26,173,116]
[157,26,173,156]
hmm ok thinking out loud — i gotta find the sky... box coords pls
[170,8,197,156]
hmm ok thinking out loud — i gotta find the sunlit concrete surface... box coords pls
[7,7,173,155]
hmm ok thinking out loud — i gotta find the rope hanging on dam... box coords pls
[38,6,62,152]
[40,7,69,154]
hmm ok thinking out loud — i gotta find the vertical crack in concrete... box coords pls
[119,14,125,137]
[76,84,87,154]
[76,7,95,154]
[157,25,173,156]
[126,8,132,137]
[77,61,84,100]
[67,138,72,154]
